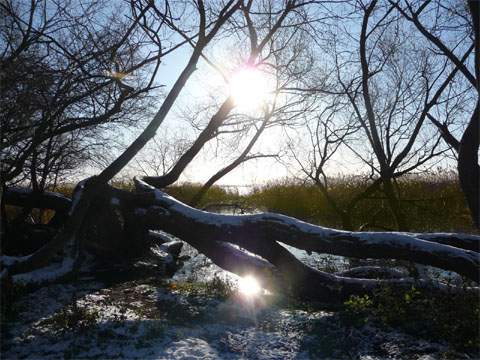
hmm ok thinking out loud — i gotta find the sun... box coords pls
[238,275,262,297]
[229,67,269,110]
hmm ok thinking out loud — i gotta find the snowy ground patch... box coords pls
[1,243,473,359]
[2,278,469,359]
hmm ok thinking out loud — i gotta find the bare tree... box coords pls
[288,98,364,230]
[190,18,318,206]
[1,1,478,305]
[299,0,466,230]
[143,0,307,189]
[2,0,242,279]
[189,103,276,207]
[390,0,479,227]
[0,0,163,185]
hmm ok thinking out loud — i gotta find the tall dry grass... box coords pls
[243,172,474,232]
[19,171,474,232]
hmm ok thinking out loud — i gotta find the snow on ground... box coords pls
[2,277,464,359]
[1,243,471,359]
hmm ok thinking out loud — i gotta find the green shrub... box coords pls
[168,275,235,299]
[41,302,99,331]
[342,286,480,351]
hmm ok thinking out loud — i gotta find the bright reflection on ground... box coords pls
[230,67,269,110]
[238,275,262,297]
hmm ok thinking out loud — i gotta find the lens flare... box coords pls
[230,67,268,110]
[238,275,261,297]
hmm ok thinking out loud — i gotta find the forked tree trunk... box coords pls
[190,117,269,207]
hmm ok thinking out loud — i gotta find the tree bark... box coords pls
[144,97,235,188]
[134,179,479,283]
[458,101,479,228]
[3,187,71,214]
[3,183,479,299]
[382,177,408,231]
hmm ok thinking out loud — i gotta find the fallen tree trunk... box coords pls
[412,233,480,253]
[2,182,479,301]
[1,180,89,276]
[3,187,72,227]
[3,187,71,212]
[133,179,480,283]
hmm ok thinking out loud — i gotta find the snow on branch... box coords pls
[134,179,480,283]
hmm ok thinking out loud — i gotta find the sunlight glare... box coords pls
[230,67,269,110]
[238,275,262,297]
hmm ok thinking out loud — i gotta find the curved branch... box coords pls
[3,187,71,213]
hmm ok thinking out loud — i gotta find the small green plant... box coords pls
[168,275,234,299]
[41,301,99,331]
[342,294,373,326]
[342,285,480,351]
[344,294,373,313]
[205,275,235,299]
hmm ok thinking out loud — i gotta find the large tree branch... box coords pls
[359,0,388,168]
[128,180,477,302]
[143,97,235,188]
[3,187,71,213]
[4,183,479,298]
[133,180,480,283]
[189,111,270,206]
